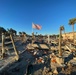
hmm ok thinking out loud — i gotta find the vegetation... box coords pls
[0,26,17,37]
[69,18,76,42]
[7,28,17,35]
[22,32,26,35]
[19,32,21,35]
[19,32,27,36]
[0,27,6,34]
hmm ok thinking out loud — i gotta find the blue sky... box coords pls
[0,0,76,35]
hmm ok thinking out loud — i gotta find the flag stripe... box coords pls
[36,25,42,30]
[32,24,36,29]
[32,23,42,30]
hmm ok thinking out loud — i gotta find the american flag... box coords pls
[32,23,42,30]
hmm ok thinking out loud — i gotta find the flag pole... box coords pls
[32,22,33,33]
[32,22,34,45]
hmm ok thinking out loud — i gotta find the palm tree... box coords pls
[69,18,76,42]
[60,26,65,39]
[60,26,67,39]
[59,26,65,56]
[60,26,64,31]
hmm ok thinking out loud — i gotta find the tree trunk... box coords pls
[59,27,62,56]
[64,29,66,39]
[2,33,5,58]
[32,32,35,44]
[72,24,74,43]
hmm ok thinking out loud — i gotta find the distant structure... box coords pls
[62,32,76,40]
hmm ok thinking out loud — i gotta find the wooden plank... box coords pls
[10,34,19,60]
[32,44,39,48]
[39,44,49,49]
[5,41,12,45]
[5,46,14,50]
